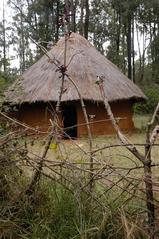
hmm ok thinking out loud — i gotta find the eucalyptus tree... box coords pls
[5,0,159,86]
[89,0,109,54]
[0,2,11,73]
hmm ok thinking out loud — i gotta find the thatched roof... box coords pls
[5,32,146,104]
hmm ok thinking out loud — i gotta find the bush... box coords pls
[134,84,159,114]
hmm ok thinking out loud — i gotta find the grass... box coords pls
[0,175,148,239]
[26,114,159,173]
[133,114,150,131]
[24,114,159,211]
[25,114,159,212]
[1,114,158,238]
[23,114,159,202]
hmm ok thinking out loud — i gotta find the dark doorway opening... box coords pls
[62,104,77,139]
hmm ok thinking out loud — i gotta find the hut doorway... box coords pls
[62,104,77,139]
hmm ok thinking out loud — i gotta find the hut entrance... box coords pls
[62,105,77,139]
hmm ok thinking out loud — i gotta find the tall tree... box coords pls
[0,1,10,73]
[2,1,6,72]
[4,0,159,88]
[84,0,89,39]
[79,0,84,35]
[127,12,132,79]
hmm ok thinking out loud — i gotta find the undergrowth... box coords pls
[0,122,150,239]
[0,159,148,239]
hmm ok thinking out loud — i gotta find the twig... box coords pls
[0,111,45,134]
[96,76,145,164]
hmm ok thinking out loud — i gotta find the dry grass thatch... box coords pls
[5,32,146,104]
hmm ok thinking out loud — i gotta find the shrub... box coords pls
[134,84,159,114]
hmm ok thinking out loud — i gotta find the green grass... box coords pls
[133,114,150,131]
[0,176,148,239]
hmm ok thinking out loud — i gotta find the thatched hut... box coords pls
[5,32,146,137]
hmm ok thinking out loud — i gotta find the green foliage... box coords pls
[0,71,17,102]
[134,84,159,114]
[0,73,6,93]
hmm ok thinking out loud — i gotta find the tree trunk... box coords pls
[122,28,126,74]
[136,23,142,82]
[70,0,76,32]
[127,14,132,80]
[2,1,6,73]
[64,0,71,33]
[144,145,155,239]
[20,10,25,73]
[116,11,121,65]
[132,15,135,83]
[84,0,89,39]
[80,0,84,35]
[55,0,59,42]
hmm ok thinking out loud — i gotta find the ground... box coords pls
[26,114,159,187]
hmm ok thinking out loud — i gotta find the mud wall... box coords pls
[9,100,134,137]
[13,102,62,133]
[76,101,134,137]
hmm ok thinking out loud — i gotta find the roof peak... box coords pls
[57,32,92,48]
[5,31,146,104]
